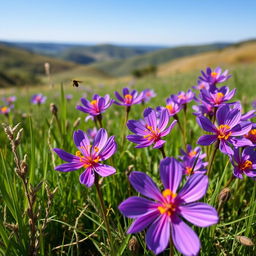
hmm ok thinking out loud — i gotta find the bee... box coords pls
[72,80,82,87]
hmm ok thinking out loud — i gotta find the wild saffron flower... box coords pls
[66,94,73,101]
[31,94,47,105]
[198,67,231,87]
[54,128,117,187]
[0,106,11,115]
[3,96,16,105]
[172,90,195,105]
[127,108,177,148]
[192,101,215,117]
[193,81,210,91]
[76,94,113,116]
[142,89,156,103]
[119,157,218,255]
[244,124,256,145]
[199,86,236,107]
[114,87,144,107]
[230,147,256,179]
[197,104,252,155]
[157,97,182,117]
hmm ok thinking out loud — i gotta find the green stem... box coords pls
[174,114,186,148]
[159,146,166,158]
[97,114,103,128]
[121,106,130,148]
[207,141,219,176]
[169,233,174,256]
[94,174,114,255]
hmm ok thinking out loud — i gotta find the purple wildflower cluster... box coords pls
[51,67,256,256]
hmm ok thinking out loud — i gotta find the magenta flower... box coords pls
[76,94,113,116]
[3,96,16,105]
[31,94,47,105]
[114,87,144,107]
[119,157,218,255]
[142,89,156,103]
[198,67,231,87]
[230,147,256,179]
[199,86,236,107]
[0,106,11,115]
[127,108,177,148]
[172,90,195,105]
[54,128,117,187]
[197,104,252,155]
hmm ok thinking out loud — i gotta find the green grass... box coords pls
[0,66,255,256]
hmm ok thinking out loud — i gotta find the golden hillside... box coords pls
[158,41,256,76]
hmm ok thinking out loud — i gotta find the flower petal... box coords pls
[73,130,91,156]
[119,196,158,218]
[197,135,217,146]
[196,116,216,132]
[160,157,182,193]
[55,162,83,172]
[177,174,208,203]
[129,171,163,202]
[99,136,117,160]
[92,128,108,156]
[79,168,95,187]
[158,109,169,131]
[94,164,116,177]
[179,202,218,227]
[146,214,170,255]
[231,122,252,136]
[144,108,157,130]
[153,140,166,149]
[53,148,79,162]
[171,215,200,256]
[127,210,160,233]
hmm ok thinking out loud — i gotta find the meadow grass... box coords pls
[0,66,255,255]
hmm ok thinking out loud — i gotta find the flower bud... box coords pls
[218,187,231,205]
[128,236,140,254]
[50,103,58,116]
[235,236,254,246]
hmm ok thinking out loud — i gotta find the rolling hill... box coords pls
[157,40,256,76]
[90,43,230,76]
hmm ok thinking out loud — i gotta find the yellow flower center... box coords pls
[1,106,8,113]
[75,150,100,168]
[211,72,218,78]
[239,160,252,171]
[124,94,133,104]
[166,104,175,114]
[214,92,224,104]
[143,125,160,141]
[217,125,232,140]
[158,189,177,216]
[188,150,197,158]
[185,167,193,175]
[244,129,256,143]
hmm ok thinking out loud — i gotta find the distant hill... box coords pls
[1,42,166,64]
[0,43,76,87]
[157,40,256,76]
[90,43,231,76]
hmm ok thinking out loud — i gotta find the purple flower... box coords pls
[114,87,144,107]
[193,81,210,91]
[3,96,16,105]
[180,145,206,161]
[0,106,11,115]
[127,108,177,148]
[198,67,231,87]
[158,97,182,117]
[142,89,156,103]
[119,157,218,255]
[197,104,252,155]
[86,127,98,142]
[192,101,215,117]
[31,94,47,105]
[199,86,236,107]
[180,157,208,176]
[230,147,256,179]
[54,128,117,187]
[244,124,256,145]
[230,102,256,121]
[172,90,195,105]
[76,94,113,116]
[66,94,73,101]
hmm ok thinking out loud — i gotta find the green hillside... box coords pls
[0,44,76,87]
[91,43,230,76]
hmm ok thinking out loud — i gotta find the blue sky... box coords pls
[1,0,255,46]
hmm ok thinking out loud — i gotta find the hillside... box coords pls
[0,43,78,87]
[158,41,256,76]
[90,43,230,76]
